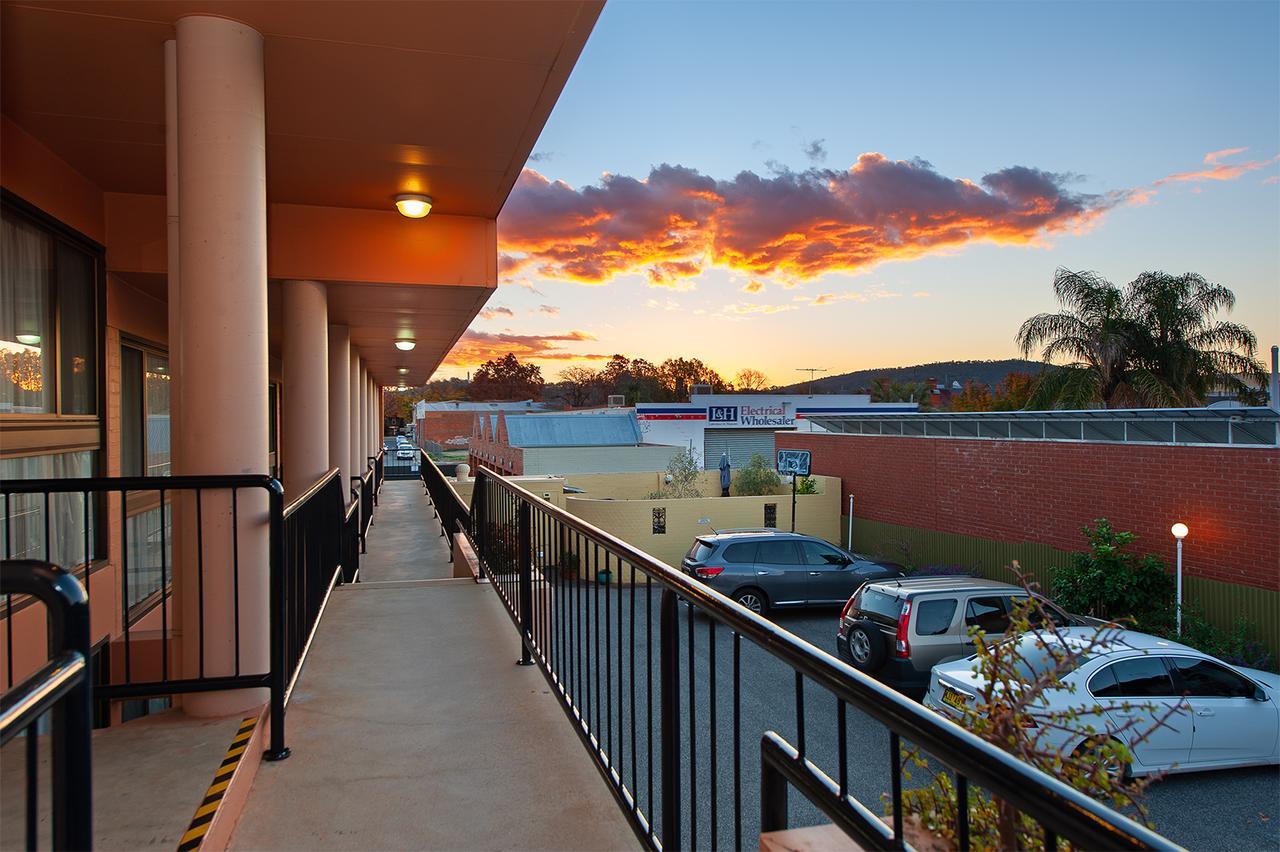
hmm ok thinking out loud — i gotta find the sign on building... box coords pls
[776,449,811,476]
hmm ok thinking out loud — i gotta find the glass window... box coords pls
[688,541,714,562]
[1091,657,1177,698]
[125,503,170,609]
[1006,636,1090,681]
[915,598,958,635]
[723,542,758,564]
[855,588,903,622]
[965,596,1010,634]
[0,451,98,571]
[1,214,54,413]
[121,344,169,477]
[57,242,96,414]
[1169,657,1255,698]
[763,503,777,528]
[756,540,799,564]
[799,540,847,565]
[651,507,666,535]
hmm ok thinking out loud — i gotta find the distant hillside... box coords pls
[776,359,1055,393]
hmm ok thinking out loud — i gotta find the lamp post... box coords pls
[1171,522,1188,635]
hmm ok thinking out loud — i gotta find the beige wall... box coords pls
[523,445,684,475]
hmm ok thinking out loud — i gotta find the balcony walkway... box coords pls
[230,480,637,850]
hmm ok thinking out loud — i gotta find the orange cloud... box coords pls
[477,306,514,321]
[498,155,1119,286]
[1154,147,1279,185]
[443,329,609,367]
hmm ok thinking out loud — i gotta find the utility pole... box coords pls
[795,367,827,395]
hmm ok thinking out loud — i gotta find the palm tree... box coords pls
[1017,268,1265,409]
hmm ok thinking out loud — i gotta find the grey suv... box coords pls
[835,576,1085,694]
[680,530,902,614]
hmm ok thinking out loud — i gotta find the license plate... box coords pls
[941,686,971,712]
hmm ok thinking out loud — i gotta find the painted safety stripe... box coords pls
[176,715,257,852]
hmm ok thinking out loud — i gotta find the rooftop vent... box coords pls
[691,383,713,396]
[607,394,626,408]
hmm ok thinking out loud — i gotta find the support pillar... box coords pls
[349,351,360,483]
[328,324,351,483]
[281,280,329,494]
[175,14,269,716]
[358,359,369,476]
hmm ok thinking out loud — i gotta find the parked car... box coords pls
[680,530,901,614]
[924,627,1280,778]
[835,576,1086,694]
[396,447,416,460]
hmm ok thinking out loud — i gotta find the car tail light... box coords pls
[839,595,858,624]
[694,566,724,578]
[894,600,912,658]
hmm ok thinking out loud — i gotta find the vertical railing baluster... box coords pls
[26,719,37,851]
[890,731,904,848]
[837,698,848,798]
[646,573,654,830]
[517,498,532,667]
[687,595,696,850]
[629,560,637,814]
[121,489,131,680]
[605,552,613,764]
[659,588,680,852]
[957,772,970,852]
[733,631,741,852]
[196,487,205,678]
[232,487,241,675]
[159,487,168,681]
[708,616,718,850]
[795,671,805,757]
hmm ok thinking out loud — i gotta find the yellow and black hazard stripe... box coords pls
[177,715,257,852]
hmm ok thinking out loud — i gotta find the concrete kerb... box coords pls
[452,532,486,582]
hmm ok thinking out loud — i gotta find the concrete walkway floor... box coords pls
[357,480,455,583]
[230,484,637,851]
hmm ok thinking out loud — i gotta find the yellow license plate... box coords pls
[941,686,971,711]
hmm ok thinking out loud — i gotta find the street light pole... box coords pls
[1171,522,1188,635]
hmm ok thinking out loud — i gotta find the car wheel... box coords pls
[844,620,886,672]
[1075,738,1131,783]
[733,587,769,615]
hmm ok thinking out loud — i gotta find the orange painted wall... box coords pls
[1,114,105,244]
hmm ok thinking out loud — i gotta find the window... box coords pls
[965,596,1010,634]
[687,541,715,562]
[723,542,758,564]
[1,199,99,416]
[121,344,170,477]
[756,540,799,564]
[915,598,958,636]
[763,503,777,528]
[1169,657,1255,698]
[0,451,99,571]
[651,507,666,535]
[854,588,903,622]
[799,541,847,565]
[1090,658,1177,698]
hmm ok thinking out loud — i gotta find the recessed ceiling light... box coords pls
[397,367,409,375]
[394,194,432,219]
[16,333,41,346]
[395,340,416,351]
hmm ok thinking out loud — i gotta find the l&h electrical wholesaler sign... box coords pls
[707,403,794,428]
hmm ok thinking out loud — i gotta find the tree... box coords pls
[557,365,601,407]
[647,448,704,499]
[992,371,1036,411]
[468,353,544,400]
[948,381,994,411]
[1017,268,1264,409]
[733,368,771,392]
[657,357,728,399]
[731,453,781,496]
[869,376,935,411]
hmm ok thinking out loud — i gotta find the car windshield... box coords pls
[687,541,714,562]
[857,588,902,620]
[1005,635,1091,681]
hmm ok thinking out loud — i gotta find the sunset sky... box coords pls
[438,0,1280,385]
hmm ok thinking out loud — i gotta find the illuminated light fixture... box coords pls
[395,339,416,352]
[394,194,432,219]
[1171,522,1188,636]
[1171,522,1188,540]
[16,333,41,346]
[397,367,409,375]
[396,384,408,392]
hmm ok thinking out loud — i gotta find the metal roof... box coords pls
[805,406,1280,448]
[505,412,643,448]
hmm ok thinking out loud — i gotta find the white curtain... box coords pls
[0,451,95,573]
[0,213,53,413]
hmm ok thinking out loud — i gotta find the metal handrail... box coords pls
[420,452,470,540]
[471,469,1176,851]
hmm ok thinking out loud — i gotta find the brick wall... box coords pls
[776,432,1280,591]
[416,410,475,446]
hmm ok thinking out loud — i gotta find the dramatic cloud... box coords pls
[498,153,1118,287]
[1154,147,1280,185]
[443,330,609,366]
[803,286,901,307]
[803,138,828,163]
[535,304,560,316]
[478,306,515,321]
[721,302,797,316]
[741,280,766,294]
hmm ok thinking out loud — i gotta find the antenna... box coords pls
[795,367,828,395]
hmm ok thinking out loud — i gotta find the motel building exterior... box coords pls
[0,3,1192,850]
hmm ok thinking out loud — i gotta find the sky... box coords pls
[437,0,1280,386]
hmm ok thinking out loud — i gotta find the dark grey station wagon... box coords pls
[680,530,902,614]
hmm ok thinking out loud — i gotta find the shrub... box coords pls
[795,475,817,495]
[1051,519,1173,628]
[1163,603,1275,671]
[731,453,781,496]
[649,448,704,499]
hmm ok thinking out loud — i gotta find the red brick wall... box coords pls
[416,410,476,446]
[777,432,1280,591]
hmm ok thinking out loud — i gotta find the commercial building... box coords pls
[413,398,551,447]
[468,410,684,475]
[637,392,916,468]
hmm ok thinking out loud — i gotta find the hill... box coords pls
[776,359,1054,393]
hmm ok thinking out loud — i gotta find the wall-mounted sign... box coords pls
[776,449,811,476]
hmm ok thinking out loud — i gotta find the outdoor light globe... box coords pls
[394,340,416,351]
[394,194,432,218]
[1171,522,1189,540]
[15,333,40,346]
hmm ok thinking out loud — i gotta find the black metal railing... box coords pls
[353,470,374,554]
[420,453,470,549]
[466,469,1177,852]
[2,468,355,763]
[1,561,93,852]
[341,497,361,584]
[382,443,419,481]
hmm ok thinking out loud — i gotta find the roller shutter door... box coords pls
[703,429,784,469]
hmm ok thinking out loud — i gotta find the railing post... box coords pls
[760,749,789,836]
[660,588,681,851]
[46,564,92,852]
[516,498,533,666]
[264,481,291,761]
[473,470,488,562]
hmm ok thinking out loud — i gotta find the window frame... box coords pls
[0,190,106,458]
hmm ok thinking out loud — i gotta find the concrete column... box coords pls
[328,324,351,483]
[349,351,360,482]
[358,359,368,476]
[175,15,268,716]
[281,280,329,494]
